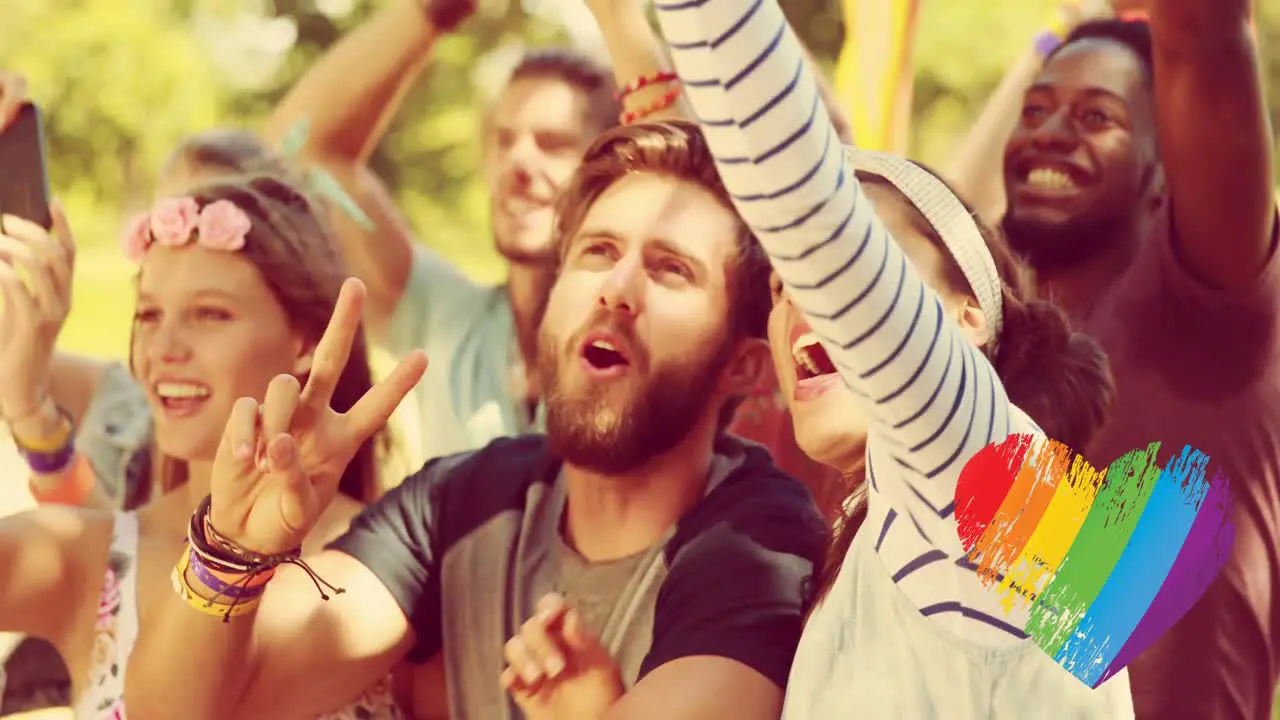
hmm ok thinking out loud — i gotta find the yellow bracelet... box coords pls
[171,553,261,620]
[11,406,73,454]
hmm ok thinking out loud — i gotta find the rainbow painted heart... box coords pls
[955,435,1234,689]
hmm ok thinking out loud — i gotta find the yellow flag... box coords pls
[833,0,920,152]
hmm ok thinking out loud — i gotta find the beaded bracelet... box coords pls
[614,71,678,102]
[621,89,681,125]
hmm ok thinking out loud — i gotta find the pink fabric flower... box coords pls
[149,196,200,247]
[196,199,252,252]
[120,213,152,263]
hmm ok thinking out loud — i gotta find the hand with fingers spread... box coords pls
[0,70,28,131]
[0,206,76,425]
[501,593,625,720]
[209,278,428,555]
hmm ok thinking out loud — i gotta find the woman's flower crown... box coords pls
[121,197,252,263]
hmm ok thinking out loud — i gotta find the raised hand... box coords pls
[501,594,625,720]
[208,278,428,554]
[0,207,75,425]
[0,71,28,131]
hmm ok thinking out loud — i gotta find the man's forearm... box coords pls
[945,47,1044,225]
[264,0,443,164]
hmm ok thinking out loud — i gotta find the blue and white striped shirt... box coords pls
[653,0,1041,645]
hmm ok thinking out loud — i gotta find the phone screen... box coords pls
[0,102,53,230]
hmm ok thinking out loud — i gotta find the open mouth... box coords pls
[581,336,630,375]
[1016,160,1089,195]
[155,381,212,414]
[792,332,837,380]
[1024,167,1077,191]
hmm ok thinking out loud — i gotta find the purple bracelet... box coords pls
[1034,30,1063,58]
[187,548,267,600]
[21,441,76,475]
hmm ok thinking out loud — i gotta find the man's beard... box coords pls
[1002,208,1128,273]
[538,318,732,474]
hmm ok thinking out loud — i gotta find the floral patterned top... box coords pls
[74,513,403,719]
[74,513,137,720]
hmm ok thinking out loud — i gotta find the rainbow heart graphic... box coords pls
[955,435,1235,689]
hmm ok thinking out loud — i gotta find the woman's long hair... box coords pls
[129,171,382,506]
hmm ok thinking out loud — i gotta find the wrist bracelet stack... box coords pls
[176,496,345,623]
[8,401,95,506]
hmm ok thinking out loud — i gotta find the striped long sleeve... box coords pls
[654,0,1039,642]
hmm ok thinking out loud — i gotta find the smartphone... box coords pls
[0,102,53,230]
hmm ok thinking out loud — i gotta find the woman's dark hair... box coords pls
[165,129,292,180]
[129,173,382,505]
[808,163,1115,610]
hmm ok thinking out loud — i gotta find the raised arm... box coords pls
[125,279,431,719]
[587,0,688,123]
[264,0,479,344]
[1150,0,1274,287]
[652,0,1016,476]
[946,0,1114,224]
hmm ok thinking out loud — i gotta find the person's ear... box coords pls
[955,298,990,348]
[720,337,771,397]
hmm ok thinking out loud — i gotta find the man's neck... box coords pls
[1022,217,1149,323]
[506,262,555,401]
[561,428,717,563]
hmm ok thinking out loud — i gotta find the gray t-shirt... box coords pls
[329,434,827,719]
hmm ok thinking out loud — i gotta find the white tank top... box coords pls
[782,523,1136,718]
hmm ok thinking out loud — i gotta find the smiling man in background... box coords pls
[999,7,1280,718]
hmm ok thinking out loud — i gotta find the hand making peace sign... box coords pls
[208,278,428,555]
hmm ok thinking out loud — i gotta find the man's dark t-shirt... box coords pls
[1078,209,1280,719]
[328,434,827,719]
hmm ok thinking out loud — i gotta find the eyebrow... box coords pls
[575,228,709,274]
[136,289,241,304]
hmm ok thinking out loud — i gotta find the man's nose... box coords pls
[596,254,645,316]
[1028,108,1079,153]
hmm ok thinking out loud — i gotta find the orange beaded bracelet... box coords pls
[621,89,682,125]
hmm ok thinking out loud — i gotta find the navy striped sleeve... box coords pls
[652,0,1024,517]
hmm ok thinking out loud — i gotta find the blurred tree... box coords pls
[0,0,1275,260]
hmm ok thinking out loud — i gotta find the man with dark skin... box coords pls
[1001,2,1278,717]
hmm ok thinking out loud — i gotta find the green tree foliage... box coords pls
[0,0,1277,358]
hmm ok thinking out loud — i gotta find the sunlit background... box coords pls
[0,0,1278,717]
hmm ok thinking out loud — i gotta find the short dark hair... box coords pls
[509,48,621,135]
[1052,18,1155,88]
